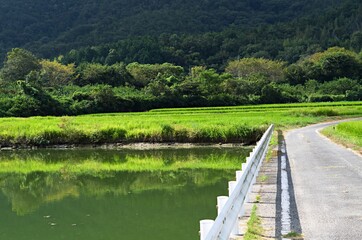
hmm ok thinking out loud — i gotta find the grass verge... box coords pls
[321,120,362,153]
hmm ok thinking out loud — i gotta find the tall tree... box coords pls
[0,48,41,83]
[225,58,286,82]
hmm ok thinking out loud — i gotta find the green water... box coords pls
[0,147,249,240]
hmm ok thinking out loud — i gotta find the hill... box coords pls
[0,0,361,118]
[0,0,361,67]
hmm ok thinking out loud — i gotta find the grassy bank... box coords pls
[321,120,362,153]
[0,102,361,147]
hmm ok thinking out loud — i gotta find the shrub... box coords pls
[308,94,334,102]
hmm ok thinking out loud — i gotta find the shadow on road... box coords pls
[275,130,303,239]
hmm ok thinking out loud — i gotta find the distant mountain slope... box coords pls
[0,0,362,63]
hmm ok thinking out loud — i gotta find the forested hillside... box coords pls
[0,0,361,67]
[0,0,361,117]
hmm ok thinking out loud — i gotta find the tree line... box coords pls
[0,47,361,117]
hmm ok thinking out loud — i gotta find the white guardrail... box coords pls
[200,124,274,240]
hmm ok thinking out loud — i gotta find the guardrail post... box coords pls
[200,220,214,240]
[228,181,240,236]
[217,196,229,215]
[239,205,245,218]
[228,181,237,196]
[236,170,243,182]
[231,222,239,236]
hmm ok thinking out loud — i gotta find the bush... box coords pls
[70,100,95,115]
[318,78,358,95]
[126,62,184,87]
[308,94,334,102]
[346,88,362,101]
[76,62,132,86]
[7,95,42,117]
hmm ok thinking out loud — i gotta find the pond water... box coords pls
[0,147,250,240]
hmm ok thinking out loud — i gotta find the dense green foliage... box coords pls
[0,102,361,147]
[0,47,361,117]
[0,0,361,68]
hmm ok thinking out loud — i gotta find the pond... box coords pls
[0,147,250,240]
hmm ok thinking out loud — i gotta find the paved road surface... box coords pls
[285,120,362,240]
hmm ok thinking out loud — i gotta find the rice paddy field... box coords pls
[322,120,362,152]
[0,101,361,147]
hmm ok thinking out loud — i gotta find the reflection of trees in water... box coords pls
[0,169,233,216]
[0,172,79,215]
[0,147,250,164]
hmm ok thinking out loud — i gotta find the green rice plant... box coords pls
[225,125,265,143]
[90,127,127,143]
[310,108,339,116]
[174,127,190,142]
[160,124,175,141]
[0,102,361,146]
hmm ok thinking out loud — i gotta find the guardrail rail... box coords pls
[200,124,274,240]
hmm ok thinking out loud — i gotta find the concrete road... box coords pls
[285,120,362,240]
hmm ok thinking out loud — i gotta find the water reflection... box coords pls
[0,170,233,216]
[0,147,249,240]
[0,147,250,163]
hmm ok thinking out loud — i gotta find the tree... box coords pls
[284,64,308,85]
[350,31,362,52]
[260,83,283,103]
[190,66,230,95]
[225,58,286,83]
[260,83,299,104]
[126,62,184,88]
[7,81,65,116]
[297,47,362,82]
[39,60,76,87]
[318,78,358,95]
[76,62,132,86]
[0,48,40,83]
